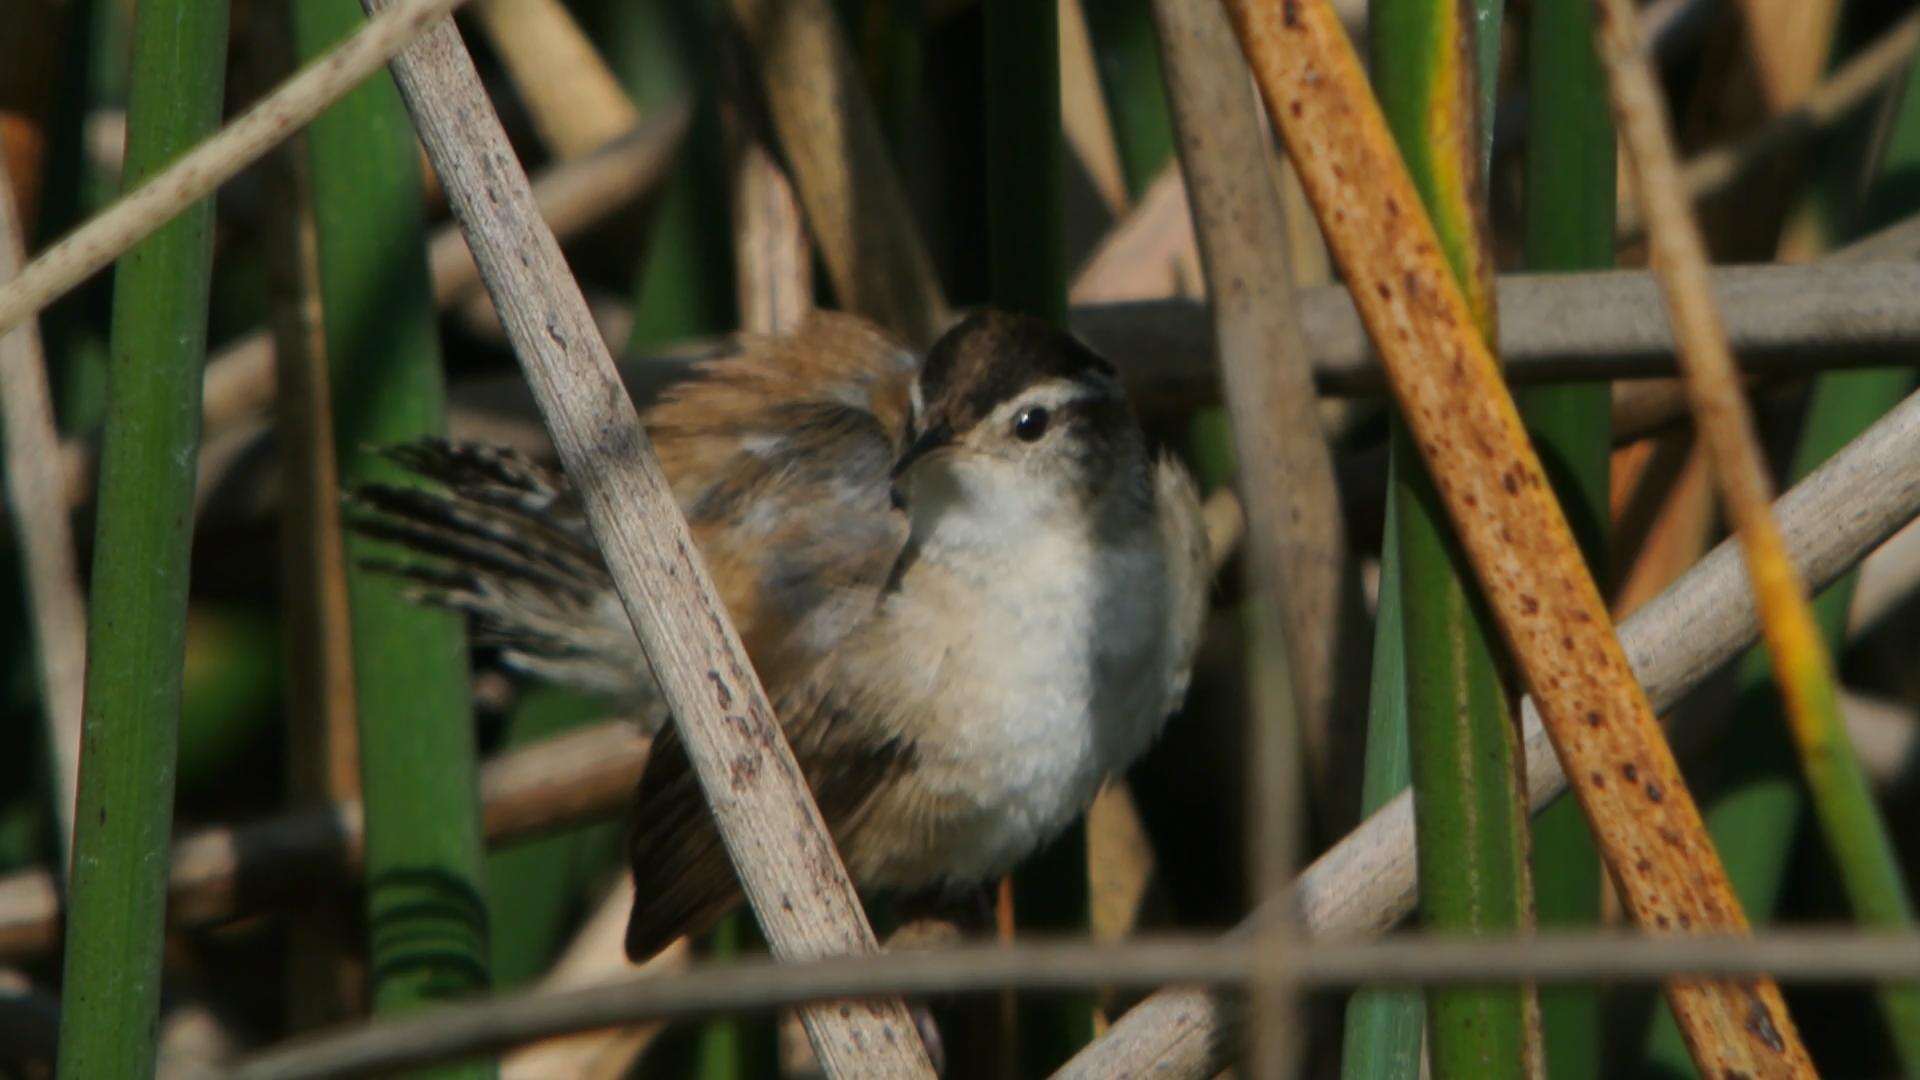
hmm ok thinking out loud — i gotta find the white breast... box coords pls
[866,513,1182,887]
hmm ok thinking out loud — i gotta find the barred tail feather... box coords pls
[348,439,663,718]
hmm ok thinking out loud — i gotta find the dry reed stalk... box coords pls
[1730,0,1842,115]
[1153,0,1343,1068]
[1069,168,1202,304]
[0,157,85,868]
[1071,259,1920,402]
[727,0,948,346]
[0,722,648,961]
[1218,0,1807,1071]
[228,929,1920,1080]
[469,0,640,158]
[1058,0,1128,217]
[723,40,813,337]
[368,9,932,1072]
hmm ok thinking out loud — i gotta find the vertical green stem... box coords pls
[292,0,491,1054]
[1372,1,1535,1077]
[1083,0,1176,197]
[1339,490,1425,1079]
[1520,2,1614,1077]
[54,0,229,1073]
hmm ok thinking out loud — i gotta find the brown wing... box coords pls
[622,312,922,959]
[349,312,921,958]
[623,675,918,960]
[646,311,916,691]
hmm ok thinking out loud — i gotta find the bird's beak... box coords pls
[890,422,953,482]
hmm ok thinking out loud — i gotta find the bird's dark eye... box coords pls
[1013,405,1051,442]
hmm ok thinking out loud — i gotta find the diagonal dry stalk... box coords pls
[51,109,688,509]
[1216,0,1809,1073]
[1055,377,1920,1077]
[0,0,480,340]
[364,7,933,1074]
[1594,0,1920,1066]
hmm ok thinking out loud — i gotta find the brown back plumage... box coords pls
[354,312,921,960]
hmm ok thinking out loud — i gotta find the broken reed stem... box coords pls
[1217,0,1807,1073]
[365,8,933,1074]
[0,0,480,341]
[722,34,812,337]
[727,0,949,346]
[1590,0,1920,1070]
[0,158,86,869]
[232,929,1920,1080]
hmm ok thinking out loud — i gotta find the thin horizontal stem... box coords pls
[235,930,1920,1080]
[0,723,649,960]
[1074,258,1920,400]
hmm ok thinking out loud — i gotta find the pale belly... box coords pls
[851,533,1178,890]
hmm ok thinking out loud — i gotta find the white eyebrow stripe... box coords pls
[983,377,1107,427]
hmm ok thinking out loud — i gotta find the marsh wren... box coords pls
[359,310,1211,960]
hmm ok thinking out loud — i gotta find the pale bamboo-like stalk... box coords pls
[727,0,948,346]
[1217,0,1805,1072]
[0,158,85,869]
[1153,0,1340,1070]
[365,8,932,1074]
[469,0,639,158]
